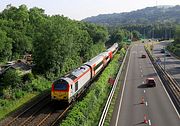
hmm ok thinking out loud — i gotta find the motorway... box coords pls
[110,43,180,126]
[153,41,180,84]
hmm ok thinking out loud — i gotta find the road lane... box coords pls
[153,41,180,84]
[110,43,180,126]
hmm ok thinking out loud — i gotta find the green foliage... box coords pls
[0,4,108,80]
[28,76,51,92]
[22,73,34,82]
[167,25,180,57]
[61,53,121,126]
[0,30,12,61]
[1,69,22,88]
[83,5,180,26]
[174,25,180,43]
[32,16,106,79]
[108,28,131,47]
[132,30,141,40]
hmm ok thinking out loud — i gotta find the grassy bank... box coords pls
[60,48,126,126]
[0,75,51,120]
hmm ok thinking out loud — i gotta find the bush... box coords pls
[28,76,51,92]
[174,48,180,57]
[15,90,25,99]
[2,69,22,88]
[22,73,34,82]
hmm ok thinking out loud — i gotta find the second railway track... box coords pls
[0,93,71,126]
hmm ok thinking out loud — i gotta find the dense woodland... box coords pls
[83,5,180,26]
[0,5,130,100]
[167,25,180,56]
[84,5,180,39]
[0,5,109,79]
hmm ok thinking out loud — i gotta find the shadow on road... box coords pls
[134,121,144,125]
[137,84,154,88]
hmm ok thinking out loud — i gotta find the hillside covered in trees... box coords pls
[83,5,180,26]
[0,4,131,120]
[0,4,111,79]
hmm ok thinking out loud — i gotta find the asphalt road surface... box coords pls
[153,41,180,85]
[110,43,180,126]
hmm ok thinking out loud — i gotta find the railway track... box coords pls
[0,93,72,126]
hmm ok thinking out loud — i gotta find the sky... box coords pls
[0,0,180,20]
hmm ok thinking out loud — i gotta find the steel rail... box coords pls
[5,93,50,126]
[50,104,72,126]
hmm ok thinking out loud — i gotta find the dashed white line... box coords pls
[141,70,143,73]
[115,47,132,126]
[144,90,146,93]
[148,120,151,125]
[145,102,148,106]
[142,81,145,84]
[149,54,180,118]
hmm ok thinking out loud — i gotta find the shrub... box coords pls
[29,76,51,92]
[2,69,22,88]
[22,73,34,82]
[15,90,25,99]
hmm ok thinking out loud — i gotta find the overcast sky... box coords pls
[0,0,180,20]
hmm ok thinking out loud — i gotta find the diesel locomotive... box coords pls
[51,43,118,103]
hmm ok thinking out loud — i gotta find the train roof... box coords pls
[71,65,89,77]
[84,54,104,66]
[99,52,109,57]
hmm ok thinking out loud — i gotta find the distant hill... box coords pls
[83,5,180,26]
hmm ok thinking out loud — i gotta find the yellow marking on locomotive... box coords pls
[51,91,68,100]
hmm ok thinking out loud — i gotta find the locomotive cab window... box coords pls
[54,79,68,90]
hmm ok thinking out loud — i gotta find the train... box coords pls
[51,43,118,103]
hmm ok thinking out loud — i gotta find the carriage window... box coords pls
[94,61,103,71]
[75,82,78,91]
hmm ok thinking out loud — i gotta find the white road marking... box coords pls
[148,120,151,125]
[141,75,143,77]
[145,102,148,106]
[149,52,180,118]
[115,47,132,126]
[142,81,145,84]
[141,70,143,73]
[144,90,146,93]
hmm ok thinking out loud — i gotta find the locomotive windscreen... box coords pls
[54,79,68,90]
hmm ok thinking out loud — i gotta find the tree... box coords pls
[2,69,22,88]
[132,30,141,41]
[0,30,12,61]
[175,25,180,44]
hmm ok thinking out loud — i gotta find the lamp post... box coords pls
[163,46,166,70]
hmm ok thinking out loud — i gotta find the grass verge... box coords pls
[60,49,126,126]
